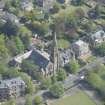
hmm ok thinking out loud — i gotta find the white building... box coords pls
[90,30,105,47]
[72,40,91,59]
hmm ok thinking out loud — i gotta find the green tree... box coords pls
[50,82,64,98]
[86,72,103,89]
[4,68,20,78]
[57,68,67,81]
[51,75,57,84]
[41,78,52,89]
[94,4,103,17]
[95,43,105,56]
[71,0,84,5]
[34,96,42,105]
[1,20,19,36]
[51,2,60,14]
[0,34,8,58]
[21,60,39,78]
[14,37,24,53]
[6,99,16,105]
[25,95,32,105]
[69,59,80,74]
[19,26,31,49]
[6,38,18,56]
[20,73,35,94]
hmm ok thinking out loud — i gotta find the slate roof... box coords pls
[0,77,25,89]
[14,50,32,63]
[0,1,5,10]
[29,49,50,69]
[11,49,51,70]
[1,12,19,23]
[91,30,105,40]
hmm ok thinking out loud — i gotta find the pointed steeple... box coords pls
[51,24,59,74]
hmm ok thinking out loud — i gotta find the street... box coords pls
[16,56,105,105]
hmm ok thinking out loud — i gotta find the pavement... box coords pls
[16,56,105,105]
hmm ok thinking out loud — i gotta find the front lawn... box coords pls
[52,90,96,105]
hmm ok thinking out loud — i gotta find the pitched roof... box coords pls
[14,50,32,63]
[12,49,51,69]
[91,30,105,39]
[29,49,50,69]
[0,77,25,89]
[0,1,5,9]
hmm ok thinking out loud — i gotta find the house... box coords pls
[36,0,55,12]
[90,30,105,47]
[0,77,26,101]
[0,0,5,11]
[57,0,65,4]
[9,49,53,77]
[28,49,53,77]
[95,0,105,4]
[72,40,91,60]
[1,12,19,23]
[71,0,81,5]
[59,49,74,67]
[20,0,33,11]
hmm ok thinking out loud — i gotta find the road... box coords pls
[64,56,105,89]
[16,90,48,105]
[16,56,105,105]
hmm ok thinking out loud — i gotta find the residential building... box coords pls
[20,0,33,11]
[36,0,55,12]
[90,30,105,47]
[0,12,19,23]
[0,0,5,11]
[60,49,74,67]
[0,77,26,101]
[72,40,91,59]
[57,0,65,4]
[9,49,53,77]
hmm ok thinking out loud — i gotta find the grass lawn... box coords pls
[52,90,96,105]
[58,39,70,49]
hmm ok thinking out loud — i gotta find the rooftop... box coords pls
[91,30,105,39]
[13,48,51,69]
[0,77,25,89]
[75,40,87,46]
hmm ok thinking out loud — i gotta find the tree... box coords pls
[27,21,48,36]
[19,26,31,49]
[0,34,8,59]
[71,0,84,5]
[6,99,16,105]
[86,72,103,89]
[51,2,60,14]
[57,68,67,81]
[25,95,32,105]
[4,68,20,78]
[69,59,79,74]
[1,20,19,36]
[34,96,42,105]
[6,38,18,56]
[50,82,64,98]
[95,43,105,56]
[20,73,35,94]
[41,78,52,89]
[94,4,103,17]
[21,60,39,78]
[14,37,24,53]
[51,75,57,84]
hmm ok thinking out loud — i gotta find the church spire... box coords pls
[51,25,59,74]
